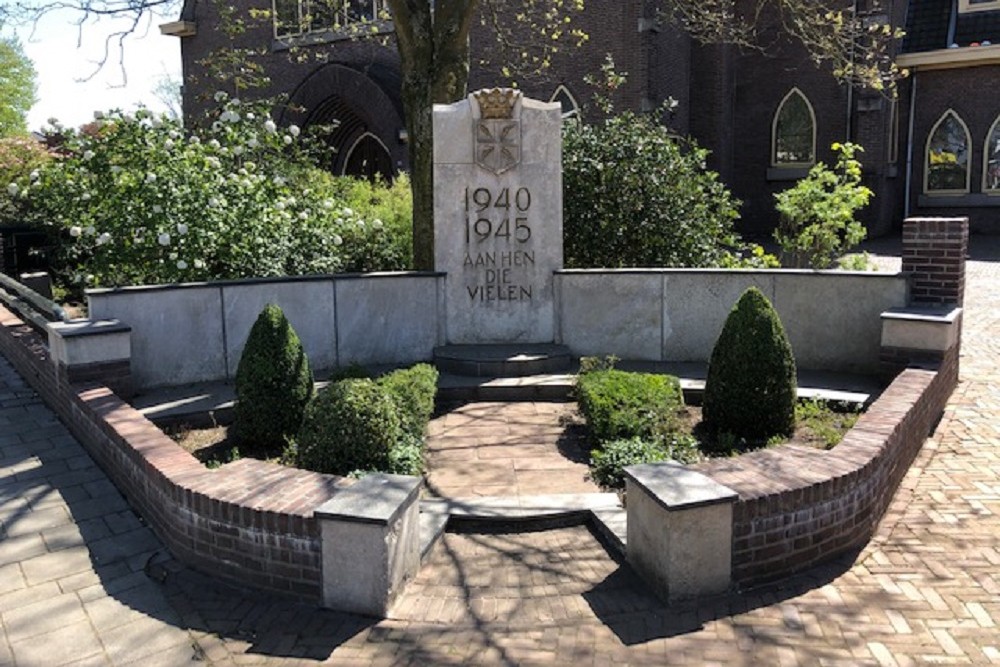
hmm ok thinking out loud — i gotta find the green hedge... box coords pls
[295,378,405,475]
[294,364,438,476]
[377,363,439,440]
[576,369,684,445]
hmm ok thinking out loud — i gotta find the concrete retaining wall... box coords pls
[88,268,908,390]
[87,272,445,389]
[556,270,910,373]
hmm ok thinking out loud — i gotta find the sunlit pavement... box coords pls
[1,234,998,665]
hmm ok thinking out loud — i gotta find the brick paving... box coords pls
[1,235,999,665]
[0,357,197,665]
[424,401,598,498]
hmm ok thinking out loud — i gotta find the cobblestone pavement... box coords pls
[2,235,999,665]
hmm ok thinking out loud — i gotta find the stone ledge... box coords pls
[315,474,421,525]
[881,306,962,352]
[625,462,738,511]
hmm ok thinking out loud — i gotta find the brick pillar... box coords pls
[901,217,969,307]
[882,217,968,380]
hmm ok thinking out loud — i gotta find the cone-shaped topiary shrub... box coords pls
[296,378,406,475]
[703,287,796,448]
[232,304,314,456]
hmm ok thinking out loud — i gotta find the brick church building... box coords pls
[162,0,1000,237]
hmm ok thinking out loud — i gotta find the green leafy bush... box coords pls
[5,94,411,288]
[774,142,873,269]
[589,434,701,489]
[562,110,748,268]
[590,438,668,489]
[296,378,406,475]
[232,304,314,456]
[576,369,684,445]
[377,363,439,439]
[703,287,797,447]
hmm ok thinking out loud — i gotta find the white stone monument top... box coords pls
[433,89,563,344]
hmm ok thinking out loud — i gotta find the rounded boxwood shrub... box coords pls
[702,287,797,447]
[296,378,406,475]
[232,304,314,456]
[576,369,684,445]
[377,363,439,439]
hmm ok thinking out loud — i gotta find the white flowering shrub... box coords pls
[8,94,411,287]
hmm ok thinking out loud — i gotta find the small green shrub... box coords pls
[703,287,797,448]
[576,369,684,445]
[296,378,406,475]
[590,438,668,489]
[377,364,439,439]
[774,142,872,269]
[232,304,314,456]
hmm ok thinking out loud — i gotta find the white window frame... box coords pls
[983,115,1000,194]
[771,87,817,168]
[342,132,392,176]
[549,85,580,119]
[924,109,972,195]
[959,0,1000,14]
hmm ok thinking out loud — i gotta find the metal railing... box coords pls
[0,272,69,333]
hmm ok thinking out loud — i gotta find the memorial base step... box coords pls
[433,343,572,378]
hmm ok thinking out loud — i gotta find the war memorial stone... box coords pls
[433,88,563,343]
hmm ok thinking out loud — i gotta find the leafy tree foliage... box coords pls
[0,36,36,137]
[5,95,410,288]
[562,109,744,268]
[774,142,872,269]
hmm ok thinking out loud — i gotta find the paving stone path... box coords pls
[1,235,998,665]
[424,401,598,498]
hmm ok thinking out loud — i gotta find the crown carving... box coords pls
[473,88,520,120]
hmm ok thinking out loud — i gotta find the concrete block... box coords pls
[881,305,962,352]
[335,274,441,366]
[221,278,337,378]
[661,272,775,361]
[624,462,737,602]
[773,272,908,373]
[557,271,662,360]
[47,320,131,367]
[88,285,225,388]
[314,474,422,616]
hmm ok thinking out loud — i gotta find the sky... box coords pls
[7,7,182,132]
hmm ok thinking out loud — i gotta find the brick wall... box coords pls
[695,329,958,587]
[902,217,970,306]
[0,304,348,601]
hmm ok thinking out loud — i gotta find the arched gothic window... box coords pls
[550,85,580,119]
[925,110,971,194]
[772,88,816,167]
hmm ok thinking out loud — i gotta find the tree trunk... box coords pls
[387,0,477,270]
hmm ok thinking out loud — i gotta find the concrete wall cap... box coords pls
[881,306,962,323]
[48,319,131,337]
[625,462,738,511]
[314,473,421,525]
[86,271,444,296]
